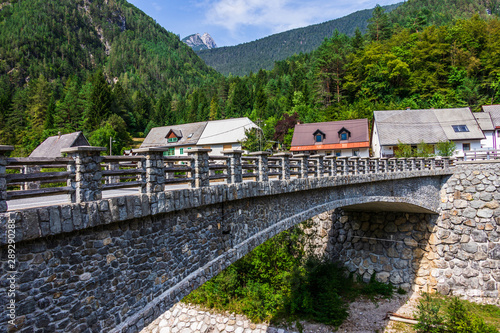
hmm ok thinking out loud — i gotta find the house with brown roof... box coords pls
[290,119,370,157]
[30,132,90,158]
[372,108,485,158]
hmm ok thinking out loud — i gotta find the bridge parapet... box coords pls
[0,147,455,213]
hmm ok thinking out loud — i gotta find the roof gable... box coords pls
[30,132,90,158]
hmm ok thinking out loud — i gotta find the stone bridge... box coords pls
[0,146,498,333]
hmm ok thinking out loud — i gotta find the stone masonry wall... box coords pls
[305,162,500,304]
[434,162,500,302]
[307,210,437,292]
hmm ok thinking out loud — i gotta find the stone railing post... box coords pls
[369,158,378,174]
[134,148,166,194]
[222,150,243,184]
[274,152,292,180]
[407,157,416,171]
[336,156,348,175]
[248,151,270,182]
[378,157,389,173]
[325,156,336,176]
[349,157,359,175]
[415,157,424,170]
[397,158,406,172]
[294,153,309,178]
[61,146,106,203]
[310,154,324,178]
[388,158,397,172]
[188,148,211,188]
[358,157,368,174]
[429,157,436,170]
[0,146,14,213]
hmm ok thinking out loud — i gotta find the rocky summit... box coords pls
[182,33,217,51]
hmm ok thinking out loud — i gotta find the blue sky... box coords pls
[127,0,402,47]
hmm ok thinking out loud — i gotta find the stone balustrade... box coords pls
[0,145,455,212]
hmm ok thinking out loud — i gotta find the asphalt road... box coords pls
[6,184,190,211]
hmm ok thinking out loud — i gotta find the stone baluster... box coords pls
[134,148,166,194]
[274,152,292,180]
[188,148,211,188]
[350,156,359,175]
[310,154,324,178]
[369,158,378,174]
[222,150,243,184]
[359,157,368,174]
[62,146,106,203]
[429,158,436,170]
[0,146,14,213]
[248,151,270,182]
[325,156,336,177]
[407,157,416,171]
[388,158,397,172]
[379,158,388,173]
[397,158,406,172]
[294,154,309,179]
[415,157,423,170]
[335,157,348,175]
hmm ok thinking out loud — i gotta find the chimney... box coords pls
[406,107,410,110]
[58,131,61,138]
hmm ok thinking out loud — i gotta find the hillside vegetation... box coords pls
[1,0,500,157]
[196,4,401,76]
[0,0,220,154]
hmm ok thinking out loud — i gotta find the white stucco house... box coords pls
[139,117,259,156]
[372,108,485,158]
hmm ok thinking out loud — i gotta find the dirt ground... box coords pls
[275,292,422,333]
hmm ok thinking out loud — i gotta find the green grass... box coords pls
[414,293,500,332]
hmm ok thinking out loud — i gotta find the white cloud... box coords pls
[152,2,163,11]
[203,0,399,37]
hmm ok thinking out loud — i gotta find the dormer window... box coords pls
[338,127,351,141]
[166,129,182,143]
[313,129,326,143]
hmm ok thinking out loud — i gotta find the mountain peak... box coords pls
[182,33,217,51]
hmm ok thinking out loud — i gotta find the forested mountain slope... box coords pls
[196,4,401,76]
[0,0,221,154]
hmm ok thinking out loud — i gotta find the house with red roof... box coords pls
[290,119,370,157]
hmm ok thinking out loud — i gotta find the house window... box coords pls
[340,133,348,141]
[353,150,360,157]
[179,148,184,155]
[168,137,178,143]
[463,143,470,151]
[223,144,232,151]
[452,125,469,132]
[167,148,175,156]
[335,151,341,157]
[315,135,323,142]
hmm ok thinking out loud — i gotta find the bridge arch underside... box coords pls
[1,177,445,333]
